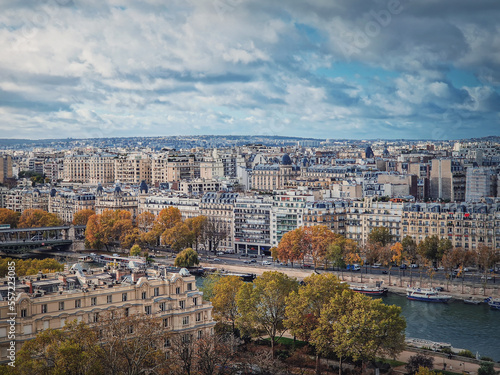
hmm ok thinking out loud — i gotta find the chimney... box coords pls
[58,274,67,285]
[26,279,33,294]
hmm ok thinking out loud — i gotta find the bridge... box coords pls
[0,225,86,254]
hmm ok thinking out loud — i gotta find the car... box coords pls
[372,263,382,268]
[303,264,312,268]
[262,261,272,265]
[434,287,444,291]
[240,253,249,257]
[400,264,407,269]
[243,260,251,264]
[250,259,257,263]
[216,252,224,256]
[410,264,419,268]
[213,258,221,262]
[250,254,257,258]
[437,266,445,271]
[112,253,119,257]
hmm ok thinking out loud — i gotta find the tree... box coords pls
[402,236,418,263]
[237,271,299,357]
[18,209,63,229]
[405,353,434,375]
[72,209,95,226]
[368,226,393,247]
[200,271,223,301]
[15,320,103,375]
[313,290,406,375]
[185,216,208,251]
[285,273,349,374]
[84,210,135,251]
[476,244,499,294]
[0,208,20,228]
[477,361,496,375]
[203,221,227,253]
[305,226,339,271]
[276,228,306,267]
[174,248,200,268]
[417,236,451,265]
[163,222,193,252]
[391,242,406,286]
[130,244,141,256]
[136,211,155,232]
[211,275,244,333]
[147,207,183,247]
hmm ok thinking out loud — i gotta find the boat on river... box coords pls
[463,297,482,305]
[406,287,452,303]
[350,283,388,296]
[485,297,500,310]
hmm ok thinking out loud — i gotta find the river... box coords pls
[381,294,500,361]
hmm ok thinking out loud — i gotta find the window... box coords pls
[107,295,112,303]
[21,309,27,318]
[122,293,127,302]
[179,300,185,309]
[154,287,159,296]
[92,313,99,323]
[159,302,166,311]
[128,325,134,334]
[124,308,129,317]
[164,338,171,348]
[163,317,169,327]
[193,297,198,306]
[59,302,64,311]
[75,299,81,308]
[197,330,203,339]
[175,287,180,294]
[41,304,47,314]
[145,306,152,315]
[187,283,192,291]
[142,291,147,300]
[182,316,189,325]
[91,297,97,306]
[196,312,201,322]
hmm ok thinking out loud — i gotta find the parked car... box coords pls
[434,287,444,291]
[213,258,221,262]
[216,252,225,256]
[250,254,258,258]
[372,263,382,268]
[262,261,272,265]
[240,253,249,257]
[243,260,251,264]
[400,264,407,269]
[250,259,257,263]
[303,264,312,268]
[410,264,419,268]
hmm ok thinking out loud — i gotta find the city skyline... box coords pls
[1,1,499,140]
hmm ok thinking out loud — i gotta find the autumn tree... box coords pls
[0,208,20,228]
[276,228,306,267]
[237,271,299,357]
[305,225,339,270]
[174,247,200,268]
[476,244,499,294]
[146,207,183,246]
[417,235,452,265]
[368,226,393,247]
[405,353,434,375]
[18,209,63,229]
[285,273,349,374]
[85,210,134,250]
[15,320,103,375]
[313,290,406,375]
[136,211,155,233]
[72,209,95,226]
[163,222,193,252]
[130,244,141,256]
[402,236,418,264]
[211,275,244,333]
[185,215,208,251]
[203,221,227,253]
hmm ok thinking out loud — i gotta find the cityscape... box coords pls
[1,0,500,374]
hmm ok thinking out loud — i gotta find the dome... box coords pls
[139,180,148,194]
[114,185,122,195]
[50,188,57,197]
[281,153,292,165]
[96,184,103,195]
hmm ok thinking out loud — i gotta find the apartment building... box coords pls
[0,155,13,183]
[252,155,301,192]
[303,201,348,235]
[233,196,272,254]
[179,179,223,196]
[138,195,201,220]
[48,190,96,224]
[0,267,215,362]
[200,192,238,252]
[115,154,152,185]
[402,202,500,250]
[95,186,139,220]
[63,155,90,183]
[465,167,498,202]
[88,154,116,184]
[270,190,314,247]
[430,159,466,202]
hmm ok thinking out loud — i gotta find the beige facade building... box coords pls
[200,192,238,252]
[0,267,215,363]
[88,155,116,185]
[0,155,13,183]
[252,164,301,192]
[95,187,139,220]
[63,155,90,183]
[430,159,466,202]
[115,154,152,185]
[138,195,201,220]
[303,201,348,236]
[49,191,96,224]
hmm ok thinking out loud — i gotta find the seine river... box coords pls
[380,294,500,361]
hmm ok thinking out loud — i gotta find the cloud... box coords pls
[0,0,498,140]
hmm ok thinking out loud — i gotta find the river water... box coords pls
[380,294,500,361]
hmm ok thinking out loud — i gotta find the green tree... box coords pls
[477,361,496,375]
[163,222,193,252]
[285,273,349,374]
[237,271,299,357]
[130,244,141,256]
[405,353,434,375]
[174,247,199,268]
[417,236,451,265]
[368,226,393,247]
[200,271,223,301]
[313,290,406,375]
[211,275,244,333]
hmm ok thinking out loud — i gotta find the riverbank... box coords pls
[201,262,500,301]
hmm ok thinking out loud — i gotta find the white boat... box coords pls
[463,297,482,305]
[485,297,500,310]
[406,287,452,303]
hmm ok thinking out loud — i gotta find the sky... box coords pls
[0,0,499,140]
